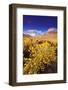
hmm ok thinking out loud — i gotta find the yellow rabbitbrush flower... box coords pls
[24,37,32,47]
[23,38,57,74]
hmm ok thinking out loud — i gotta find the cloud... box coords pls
[23,28,57,36]
[48,28,57,32]
[24,29,44,36]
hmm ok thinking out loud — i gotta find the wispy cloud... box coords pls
[24,29,45,36]
[48,28,57,32]
[23,27,57,37]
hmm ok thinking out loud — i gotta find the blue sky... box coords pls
[23,15,57,36]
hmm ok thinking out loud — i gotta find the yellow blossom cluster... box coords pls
[23,37,57,74]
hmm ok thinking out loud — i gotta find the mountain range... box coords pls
[23,28,57,43]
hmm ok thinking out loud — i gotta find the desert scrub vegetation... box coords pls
[23,37,57,74]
